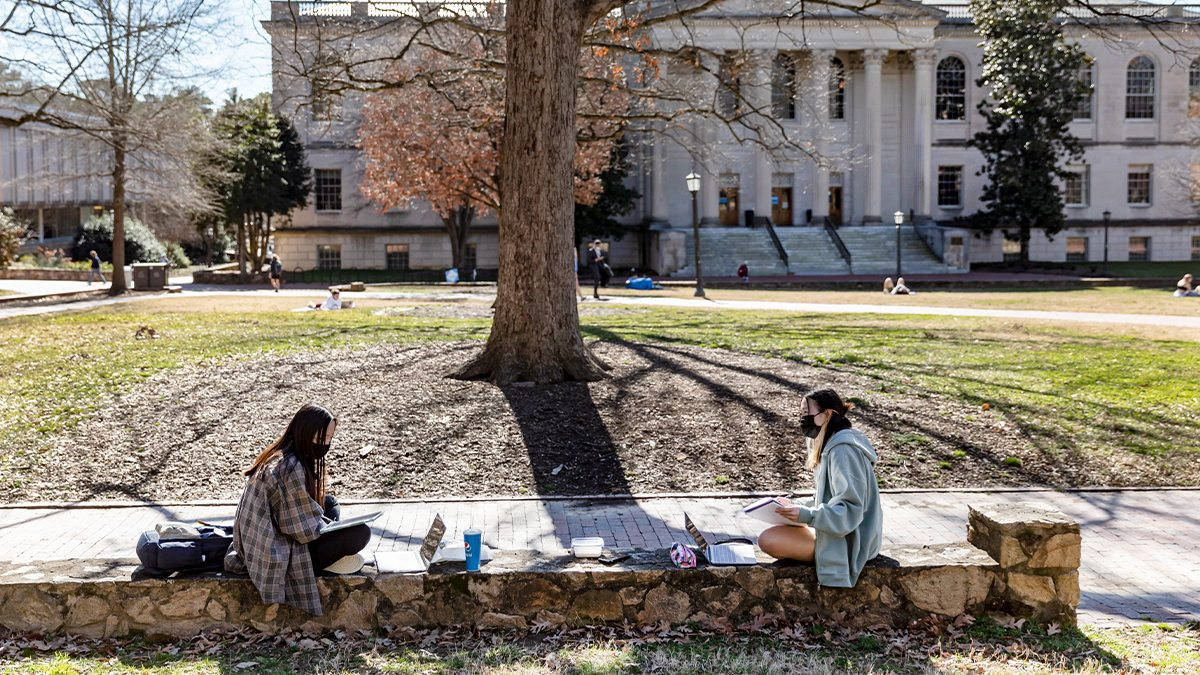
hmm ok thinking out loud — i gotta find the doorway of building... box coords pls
[719,187,740,226]
[828,187,843,226]
[771,187,793,226]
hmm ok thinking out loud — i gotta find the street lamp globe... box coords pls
[893,211,904,226]
[685,172,701,194]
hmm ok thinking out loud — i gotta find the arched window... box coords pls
[1072,58,1094,121]
[771,53,796,119]
[829,57,846,120]
[1189,57,1200,117]
[1125,55,1155,119]
[935,56,966,120]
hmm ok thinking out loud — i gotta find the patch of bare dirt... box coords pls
[7,342,1166,503]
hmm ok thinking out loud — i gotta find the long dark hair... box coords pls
[804,388,854,469]
[245,403,335,503]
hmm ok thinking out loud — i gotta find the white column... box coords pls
[749,50,773,223]
[810,50,833,222]
[37,207,45,241]
[649,131,669,223]
[913,49,937,220]
[698,52,720,225]
[862,48,887,223]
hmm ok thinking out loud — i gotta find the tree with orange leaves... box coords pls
[359,20,625,273]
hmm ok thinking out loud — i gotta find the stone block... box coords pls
[479,612,528,631]
[159,587,210,619]
[898,566,993,617]
[65,595,111,628]
[503,577,563,613]
[328,590,379,631]
[1027,533,1081,571]
[637,583,691,625]
[569,590,623,622]
[968,503,1079,572]
[1054,571,1080,607]
[375,575,424,606]
[1007,573,1057,606]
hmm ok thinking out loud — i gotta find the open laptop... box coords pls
[374,514,447,573]
[684,513,757,566]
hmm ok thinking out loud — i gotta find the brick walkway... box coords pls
[0,489,1195,626]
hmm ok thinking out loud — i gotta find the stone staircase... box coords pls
[672,228,790,278]
[833,225,961,275]
[669,224,962,278]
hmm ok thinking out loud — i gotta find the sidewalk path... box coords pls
[7,284,1198,331]
[1,489,1195,626]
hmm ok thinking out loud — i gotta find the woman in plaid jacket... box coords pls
[224,404,371,615]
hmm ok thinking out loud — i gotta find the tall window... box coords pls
[1002,238,1021,263]
[1064,165,1089,206]
[829,57,846,120]
[1125,56,1156,119]
[1066,237,1089,262]
[937,166,963,207]
[1128,236,1150,261]
[936,56,967,120]
[717,53,741,117]
[386,243,410,270]
[1127,164,1152,205]
[314,169,342,211]
[1073,60,1094,120]
[1190,57,1200,117]
[1192,235,1200,261]
[316,244,341,270]
[462,243,478,271]
[771,53,796,119]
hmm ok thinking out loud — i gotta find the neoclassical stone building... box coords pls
[265,0,1200,274]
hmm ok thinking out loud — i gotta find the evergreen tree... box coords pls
[211,96,312,272]
[574,143,641,243]
[970,0,1086,264]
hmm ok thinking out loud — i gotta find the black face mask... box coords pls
[800,415,822,439]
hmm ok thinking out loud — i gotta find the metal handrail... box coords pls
[823,217,852,273]
[756,215,789,272]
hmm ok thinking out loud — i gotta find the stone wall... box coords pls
[0,268,92,281]
[0,504,1080,638]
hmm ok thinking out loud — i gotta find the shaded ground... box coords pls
[11,340,1192,504]
[2,620,1197,673]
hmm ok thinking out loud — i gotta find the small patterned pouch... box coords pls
[670,542,697,568]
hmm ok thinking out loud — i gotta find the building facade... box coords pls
[266,0,1200,274]
[0,116,111,245]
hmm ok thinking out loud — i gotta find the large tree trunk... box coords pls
[110,139,128,293]
[443,205,475,271]
[451,0,606,385]
[236,216,247,276]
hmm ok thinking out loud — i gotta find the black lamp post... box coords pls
[1102,210,1111,276]
[686,172,705,298]
[893,210,904,278]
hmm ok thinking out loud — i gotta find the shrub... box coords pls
[72,213,166,265]
[0,207,29,269]
[165,242,192,269]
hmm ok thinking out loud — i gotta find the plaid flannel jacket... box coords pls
[224,454,326,615]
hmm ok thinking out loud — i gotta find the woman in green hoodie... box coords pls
[758,389,883,588]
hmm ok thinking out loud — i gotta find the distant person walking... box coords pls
[269,255,284,293]
[87,250,105,286]
[586,239,606,300]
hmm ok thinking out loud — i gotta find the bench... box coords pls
[0,503,1079,637]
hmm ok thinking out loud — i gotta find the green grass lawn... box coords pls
[2,296,1198,491]
[1,622,1195,673]
[975,260,1200,279]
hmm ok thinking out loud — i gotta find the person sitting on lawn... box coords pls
[309,289,342,310]
[882,277,895,294]
[225,404,371,616]
[757,389,883,589]
[737,261,750,283]
[890,277,912,295]
[1174,274,1198,297]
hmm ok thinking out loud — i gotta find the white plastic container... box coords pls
[571,536,604,558]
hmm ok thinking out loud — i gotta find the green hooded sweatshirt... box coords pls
[791,428,883,587]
